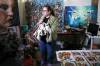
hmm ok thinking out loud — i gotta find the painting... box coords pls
[25,0,64,31]
[64,5,98,28]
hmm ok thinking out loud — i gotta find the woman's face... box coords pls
[0,0,14,28]
[42,7,50,17]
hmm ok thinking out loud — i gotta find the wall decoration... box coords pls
[64,6,98,28]
[64,0,98,28]
[25,0,98,31]
[25,0,64,31]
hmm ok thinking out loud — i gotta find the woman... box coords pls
[0,0,19,65]
[0,0,13,28]
[35,5,58,66]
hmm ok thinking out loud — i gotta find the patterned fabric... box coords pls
[34,15,58,42]
[34,22,51,40]
[0,29,19,60]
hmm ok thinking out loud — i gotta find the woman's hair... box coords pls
[43,4,55,16]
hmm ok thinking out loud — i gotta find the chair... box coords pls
[87,23,99,36]
[84,23,99,49]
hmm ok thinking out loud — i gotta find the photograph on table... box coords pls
[56,51,75,62]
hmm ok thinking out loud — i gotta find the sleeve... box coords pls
[47,17,58,42]
[51,17,58,33]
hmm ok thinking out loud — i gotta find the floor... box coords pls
[0,43,61,66]
[0,55,61,66]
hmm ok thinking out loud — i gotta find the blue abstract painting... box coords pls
[64,6,97,28]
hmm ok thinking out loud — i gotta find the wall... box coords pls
[97,0,100,25]
[64,0,91,6]
[18,0,26,25]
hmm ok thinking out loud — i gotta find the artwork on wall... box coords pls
[24,0,98,31]
[64,0,98,28]
[64,5,98,28]
[25,0,64,31]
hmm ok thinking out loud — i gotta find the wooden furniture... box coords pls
[57,31,86,50]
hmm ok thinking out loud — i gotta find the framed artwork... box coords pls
[64,6,98,28]
[25,0,64,31]
[64,0,98,28]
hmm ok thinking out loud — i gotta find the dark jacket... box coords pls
[0,29,19,62]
